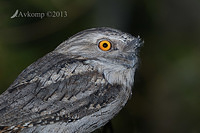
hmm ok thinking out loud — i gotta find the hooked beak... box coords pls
[123,37,143,53]
[121,37,143,68]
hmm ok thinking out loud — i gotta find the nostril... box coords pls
[124,38,143,52]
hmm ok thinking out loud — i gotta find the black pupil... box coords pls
[103,43,108,48]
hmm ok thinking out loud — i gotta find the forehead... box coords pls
[69,27,135,43]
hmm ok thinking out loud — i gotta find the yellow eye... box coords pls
[98,40,111,51]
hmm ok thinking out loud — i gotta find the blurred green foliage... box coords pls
[0,0,200,132]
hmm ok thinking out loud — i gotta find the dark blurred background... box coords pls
[0,0,200,133]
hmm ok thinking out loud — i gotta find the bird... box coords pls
[0,27,142,133]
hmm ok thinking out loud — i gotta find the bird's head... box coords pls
[55,27,142,68]
[55,27,142,88]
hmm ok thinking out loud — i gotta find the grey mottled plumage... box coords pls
[0,27,142,133]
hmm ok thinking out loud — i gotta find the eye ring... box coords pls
[98,40,111,51]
